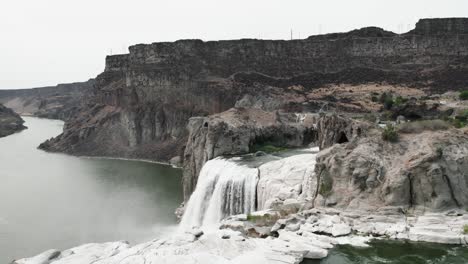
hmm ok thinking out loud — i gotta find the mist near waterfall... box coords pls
[0,117,182,263]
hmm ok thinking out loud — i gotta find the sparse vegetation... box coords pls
[362,113,378,123]
[318,173,333,197]
[463,224,468,234]
[246,213,280,225]
[452,118,465,128]
[382,124,399,142]
[394,96,408,106]
[398,120,451,134]
[377,93,409,110]
[379,93,392,109]
[247,214,265,222]
[459,90,468,100]
[443,110,468,128]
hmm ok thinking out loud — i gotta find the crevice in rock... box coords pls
[255,168,260,210]
[443,174,461,208]
[407,173,414,208]
[311,166,322,208]
[336,131,349,144]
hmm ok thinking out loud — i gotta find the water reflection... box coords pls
[0,117,182,263]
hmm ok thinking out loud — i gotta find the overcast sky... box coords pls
[1,0,467,89]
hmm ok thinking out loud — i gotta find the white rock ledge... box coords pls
[13,210,468,264]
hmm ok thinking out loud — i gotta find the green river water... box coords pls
[1,117,467,263]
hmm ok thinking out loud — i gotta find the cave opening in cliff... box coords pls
[337,132,349,144]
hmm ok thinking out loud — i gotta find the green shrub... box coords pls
[379,92,389,103]
[318,173,333,197]
[383,97,394,110]
[452,118,466,128]
[382,124,399,142]
[460,91,468,100]
[463,225,468,234]
[394,96,408,106]
[444,111,468,128]
[456,110,468,122]
[398,120,451,134]
[379,92,395,110]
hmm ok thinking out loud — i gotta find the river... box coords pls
[0,117,183,263]
[1,117,467,264]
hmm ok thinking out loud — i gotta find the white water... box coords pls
[180,158,258,230]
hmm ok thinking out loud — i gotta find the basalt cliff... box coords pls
[33,18,468,200]
[0,80,94,121]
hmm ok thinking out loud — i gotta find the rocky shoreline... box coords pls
[13,208,468,264]
[0,104,26,138]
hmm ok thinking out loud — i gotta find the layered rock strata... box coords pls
[39,18,468,165]
[0,80,94,121]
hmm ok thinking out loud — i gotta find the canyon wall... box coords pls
[36,18,468,199]
[0,80,94,120]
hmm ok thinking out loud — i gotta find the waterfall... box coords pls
[179,157,258,230]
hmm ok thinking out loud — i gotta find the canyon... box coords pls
[5,17,468,263]
[36,18,468,167]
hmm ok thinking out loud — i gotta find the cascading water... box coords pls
[179,157,258,230]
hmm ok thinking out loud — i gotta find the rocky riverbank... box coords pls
[0,104,26,137]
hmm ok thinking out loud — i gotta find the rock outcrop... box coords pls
[13,229,329,264]
[316,114,373,149]
[313,126,468,212]
[182,108,318,200]
[0,80,94,121]
[257,150,319,211]
[38,18,468,164]
[16,207,468,264]
[0,104,26,137]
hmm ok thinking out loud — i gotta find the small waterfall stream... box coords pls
[180,157,258,230]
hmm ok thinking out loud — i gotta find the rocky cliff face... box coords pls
[39,18,468,163]
[182,108,318,200]
[0,80,94,121]
[0,104,26,137]
[313,124,468,212]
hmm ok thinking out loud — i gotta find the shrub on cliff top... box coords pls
[398,120,450,134]
[382,124,399,142]
[460,91,468,100]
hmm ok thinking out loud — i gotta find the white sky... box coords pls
[1,0,467,89]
